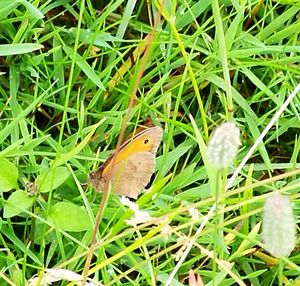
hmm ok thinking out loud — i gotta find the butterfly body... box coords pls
[89,126,163,199]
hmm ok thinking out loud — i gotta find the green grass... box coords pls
[1,0,300,285]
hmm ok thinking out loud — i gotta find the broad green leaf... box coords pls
[36,166,70,193]
[0,44,44,56]
[4,190,34,218]
[0,158,18,192]
[48,202,92,232]
[225,6,244,51]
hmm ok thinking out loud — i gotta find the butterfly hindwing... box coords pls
[110,152,155,198]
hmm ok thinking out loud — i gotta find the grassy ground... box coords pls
[0,0,300,285]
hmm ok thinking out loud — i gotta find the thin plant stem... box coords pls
[278,258,283,286]
[81,3,164,285]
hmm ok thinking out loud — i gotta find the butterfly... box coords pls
[89,126,163,199]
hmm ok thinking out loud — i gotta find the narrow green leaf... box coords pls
[244,112,272,170]
[176,183,211,200]
[266,21,300,44]
[190,115,219,196]
[0,136,49,158]
[208,74,258,120]
[68,28,112,48]
[52,118,106,168]
[0,1,19,20]
[1,225,41,265]
[0,158,18,192]
[258,6,300,41]
[0,83,51,144]
[4,190,34,218]
[0,44,44,56]
[225,7,243,51]
[175,0,211,30]
[48,202,92,232]
[241,67,279,105]
[156,142,193,177]
[19,0,44,19]
[63,45,105,90]
[163,163,196,194]
[230,222,261,260]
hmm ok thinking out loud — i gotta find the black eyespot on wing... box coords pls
[144,139,150,144]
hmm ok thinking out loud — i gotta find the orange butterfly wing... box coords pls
[89,126,162,198]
